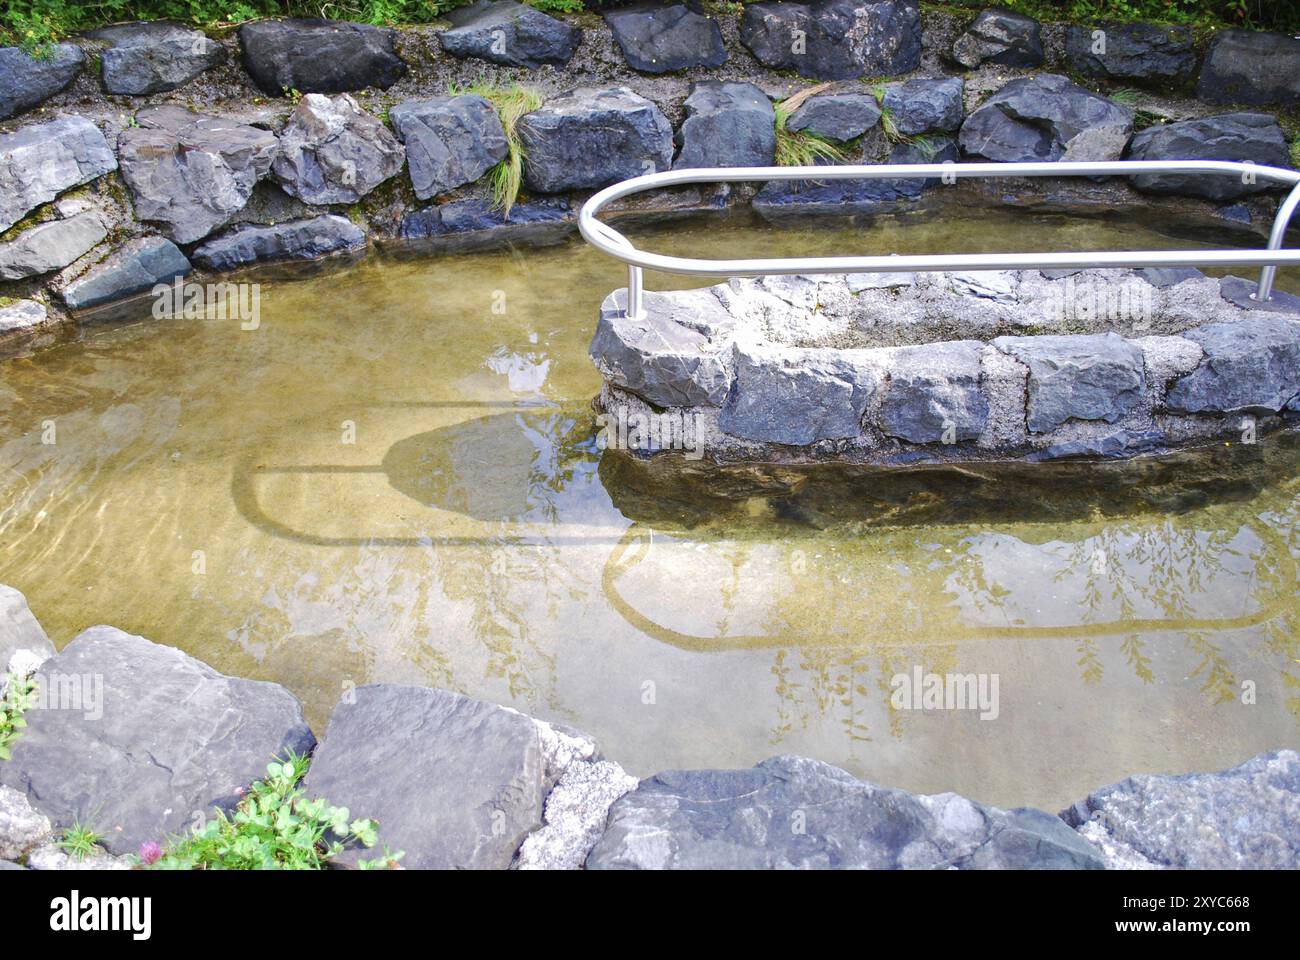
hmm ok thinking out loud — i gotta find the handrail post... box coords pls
[1256,180,1300,302]
[627,265,644,320]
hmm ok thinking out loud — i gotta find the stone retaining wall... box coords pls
[1,583,1296,870]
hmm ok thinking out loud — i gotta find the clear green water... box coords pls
[2,209,1298,810]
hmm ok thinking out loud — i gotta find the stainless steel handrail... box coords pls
[578,160,1300,320]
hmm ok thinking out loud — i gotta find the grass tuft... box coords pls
[55,819,104,861]
[774,82,846,168]
[452,80,542,219]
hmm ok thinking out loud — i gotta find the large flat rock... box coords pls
[951,8,1043,68]
[740,0,921,80]
[390,95,508,201]
[439,0,580,68]
[1165,316,1300,414]
[879,340,988,443]
[675,81,775,169]
[604,3,728,73]
[272,94,405,205]
[192,215,367,272]
[0,626,315,857]
[0,117,116,235]
[1197,29,1300,107]
[0,44,84,121]
[0,211,107,281]
[1065,22,1196,84]
[959,74,1133,163]
[60,236,191,312]
[239,18,405,95]
[1125,112,1291,201]
[90,21,225,95]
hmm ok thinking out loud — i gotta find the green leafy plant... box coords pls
[774,82,847,167]
[151,752,394,870]
[452,80,542,219]
[55,819,105,861]
[1291,137,1300,170]
[0,673,37,761]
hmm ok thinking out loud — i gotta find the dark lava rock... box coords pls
[1197,29,1300,107]
[118,106,277,244]
[0,44,84,121]
[879,340,987,443]
[192,216,367,271]
[0,626,314,856]
[399,198,574,252]
[1125,112,1291,201]
[1218,275,1300,314]
[587,755,1104,869]
[0,212,107,281]
[1029,428,1165,461]
[752,141,950,216]
[1063,750,1300,869]
[60,237,191,312]
[959,74,1133,163]
[1065,22,1196,85]
[390,95,508,200]
[676,81,775,168]
[881,77,963,136]
[89,21,225,95]
[518,87,673,193]
[993,332,1145,433]
[0,116,116,235]
[951,8,1043,69]
[239,18,405,95]
[1165,315,1300,414]
[739,0,922,81]
[272,94,405,205]
[604,3,727,73]
[302,684,554,869]
[439,0,580,69]
[787,92,881,142]
[0,585,54,675]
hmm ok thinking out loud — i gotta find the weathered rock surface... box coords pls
[519,87,673,193]
[951,8,1043,69]
[0,212,107,281]
[399,198,574,251]
[753,138,954,214]
[1125,112,1291,201]
[0,786,51,862]
[516,759,639,870]
[60,237,191,312]
[118,105,277,244]
[0,300,49,340]
[1165,316,1300,414]
[959,74,1133,163]
[879,340,987,443]
[787,92,881,142]
[881,77,963,136]
[302,684,554,869]
[993,333,1145,433]
[0,626,315,857]
[1197,29,1300,107]
[0,117,116,235]
[1065,22,1196,84]
[1063,750,1300,869]
[588,756,1104,869]
[0,585,54,680]
[675,81,775,168]
[739,0,922,80]
[1218,275,1300,314]
[273,94,405,205]
[192,215,367,271]
[89,21,225,95]
[25,843,132,871]
[605,3,727,73]
[390,95,508,200]
[0,860,24,870]
[0,44,84,121]
[239,18,405,95]
[439,0,581,69]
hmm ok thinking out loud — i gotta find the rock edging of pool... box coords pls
[1,584,1296,870]
[589,269,1300,466]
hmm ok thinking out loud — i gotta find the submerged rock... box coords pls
[272,94,405,205]
[604,3,728,73]
[675,81,775,168]
[439,0,581,68]
[959,74,1133,163]
[993,333,1145,433]
[1197,29,1300,107]
[1065,22,1197,84]
[0,301,49,342]
[1165,315,1300,414]
[192,215,367,271]
[239,18,405,95]
[587,755,1104,869]
[0,117,116,235]
[399,198,574,252]
[739,0,922,80]
[951,8,1043,69]
[1125,112,1291,201]
[390,95,508,201]
[0,44,84,121]
[787,92,881,142]
[89,21,225,95]
[0,212,107,281]
[60,236,191,312]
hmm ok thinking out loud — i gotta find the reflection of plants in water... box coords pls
[1120,634,1155,684]
[1186,631,1238,705]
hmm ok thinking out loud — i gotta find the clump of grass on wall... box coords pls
[453,80,543,219]
[774,82,846,168]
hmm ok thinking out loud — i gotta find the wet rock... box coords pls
[0,44,84,121]
[993,333,1145,433]
[587,755,1103,869]
[720,342,880,445]
[439,0,580,69]
[1165,316,1300,415]
[1135,266,1202,288]
[272,94,405,205]
[239,18,405,95]
[1063,750,1300,869]
[951,8,1043,69]
[0,786,51,861]
[399,198,574,252]
[604,3,727,73]
[739,0,922,81]
[1125,113,1291,201]
[519,87,673,193]
[0,117,116,235]
[516,760,639,870]
[1197,29,1300,107]
[59,236,191,312]
[389,95,508,201]
[118,105,277,244]
[192,215,367,271]
[0,585,55,680]
[787,92,881,142]
[301,684,552,869]
[1065,22,1196,84]
[675,81,775,168]
[0,212,107,281]
[753,139,953,215]
[589,287,735,407]
[959,74,1133,163]
[0,301,49,341]
[0,626,315,857]
[1029,428,1165,461]
[880,340,987,443]
[881,77,963,136]
[89,21,225,95]
[1218,275,1300,314]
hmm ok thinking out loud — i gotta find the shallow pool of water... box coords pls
[2,209,1298,810]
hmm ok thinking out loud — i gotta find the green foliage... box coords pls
[55,819,105,861]
[774,83,846,168]
[453,80,542,219]
[152,752,396,870]
[935,0,1300,31]
[0,674,37,761]
[1291,137,1300,169]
